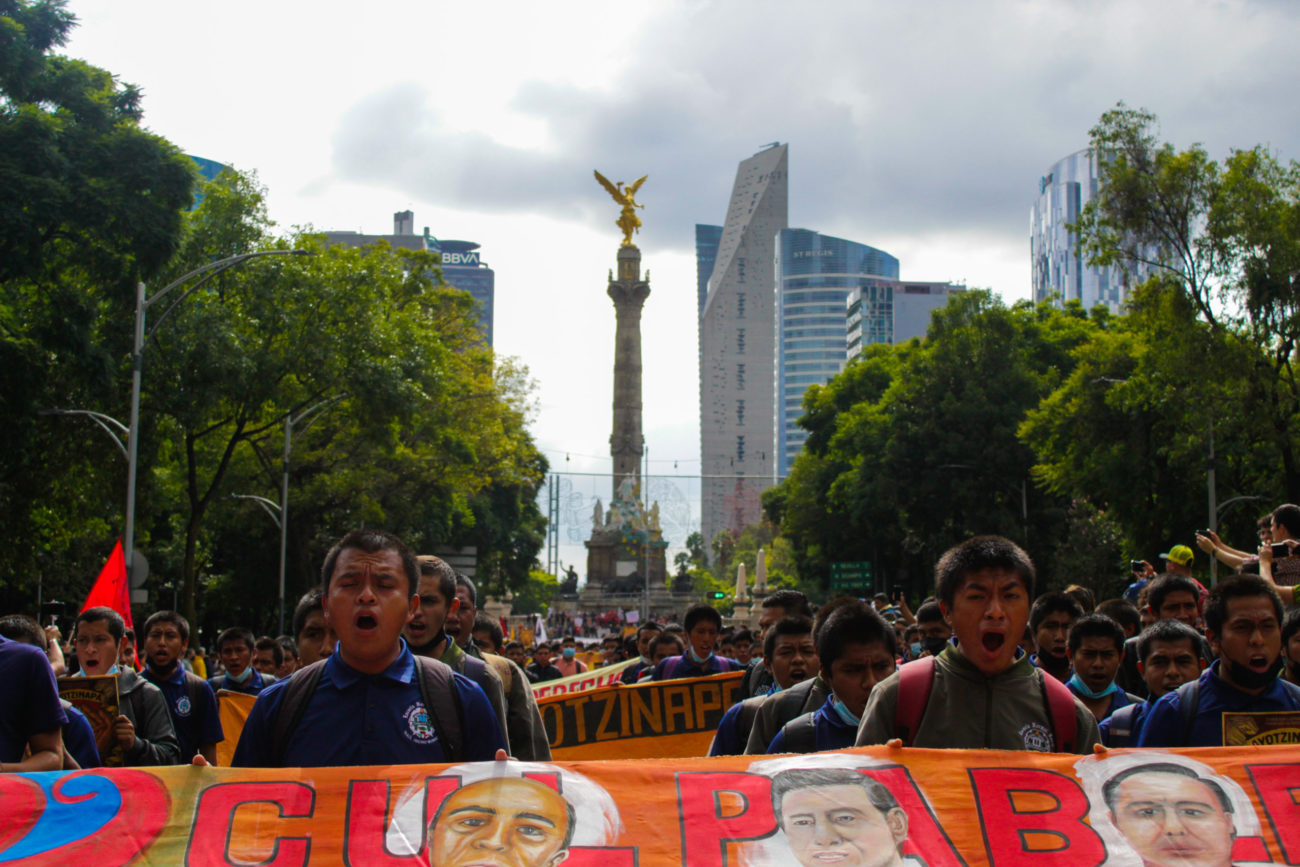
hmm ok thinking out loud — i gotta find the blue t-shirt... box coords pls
[767,697,858,754]
[1136,661,1300,747]
[60,700,101,769]
[1099,698,1153,748]
[0,635,68,763]
[620,659,650,684]
[652,654,743,681]
[144,665,224,761]
[231,642,505,767]
[209,667,274,696]
[709,698,752,757]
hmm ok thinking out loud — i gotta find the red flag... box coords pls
[81,539,134,631]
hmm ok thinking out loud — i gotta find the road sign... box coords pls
[829,561,874,591]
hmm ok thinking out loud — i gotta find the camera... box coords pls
[1271,542,1292,559]
[1129,560,1145,574]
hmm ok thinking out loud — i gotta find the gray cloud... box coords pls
[331,0,1300,257]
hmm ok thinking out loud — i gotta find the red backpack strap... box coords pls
[1039,671,1078,753]
[894,656,936,747]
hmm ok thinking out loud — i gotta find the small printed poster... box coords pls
[59,674,122,765]
[1223,710,1300,746]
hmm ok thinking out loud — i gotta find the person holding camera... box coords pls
[1260,503,1300,606]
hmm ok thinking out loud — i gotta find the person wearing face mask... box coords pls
[554,635,588,677]
[209,628,274,695]
[914,601,952,658]
[652,605,744,681]
[709,616,817,756]
[768,603,896,754]
[1138,574,1300,747]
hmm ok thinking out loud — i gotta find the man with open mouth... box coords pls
[1137,573,1300,747]
[855,535,1099,752]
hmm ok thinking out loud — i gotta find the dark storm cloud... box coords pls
[331,0,1300,254]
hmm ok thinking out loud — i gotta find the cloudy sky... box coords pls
[61,0,1300,574]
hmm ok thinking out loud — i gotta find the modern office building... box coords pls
[776,229,899,477]
[186,155,230,208]
[323,212,494,344]
[845,279,965,360]
[1031,149,1147,312]
[698,143,788,550]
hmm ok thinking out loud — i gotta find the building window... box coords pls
[737,399,745,425]
[737,329,746,353]
[736,436,745,461]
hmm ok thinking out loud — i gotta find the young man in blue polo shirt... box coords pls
[652,604,743,680]
[0,617,69,772]
[1064,613,1140,723]
[1100,618,1203,746]
[231,529,505,767]
[1138,574,1300,747]
[141,611,223,764]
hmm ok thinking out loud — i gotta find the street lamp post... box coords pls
[123,250,311,585]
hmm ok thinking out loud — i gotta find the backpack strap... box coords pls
[1104,703,1140,747]
[270,659,327,766]
[413,655,464,763]
[1038,671,1078,753]
[182,670,204,711]
[895,656,937,747]
[778,712,819,754]
[1176,678,1201,746]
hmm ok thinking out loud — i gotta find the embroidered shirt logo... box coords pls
[402,702,436,744]
[175,696,192,717]
[1018,721,1054,752]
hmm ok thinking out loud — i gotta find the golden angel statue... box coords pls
[594,170,647,246]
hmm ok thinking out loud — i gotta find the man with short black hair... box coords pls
[292,589,336,666]
[231,529,505,767]
[1100,619,1204,746]
[620,622,662,684]
[710,616,817,756]
[1065,614,1138,722]
[738,590,813,698]
[472,614,504,656]
[1096,598,1142,639]
[555,634,588,677]
[1138,573,1300,747]
[1117,573,1213,698]
[0,615,90,769]
[447,573,480,654]
[914,601,951,657]
[769,603,895,753]
[1260,503,1300,605]
[527,643,563,683]
[141,610,223,764]
[731,628,754,665]
[73,606,180,765]
[653,604,742,680]
[209,627,274,695]
[1029,592,1083,683]
[252,637,283,678]
[856,536,1098,752]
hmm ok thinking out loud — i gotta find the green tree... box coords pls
[0,0,195,611]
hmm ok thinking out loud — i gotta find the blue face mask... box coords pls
[76,663,119,677]
[227,665,254,684]
[688,644,713,665]
[1066,673,1118,700]
[562,647,576,659]
[910,642,923,657]
[828,694,861,727]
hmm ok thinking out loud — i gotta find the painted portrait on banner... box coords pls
[1075,751,1277,867]
[744,753,939,867]
[384,760,624,867]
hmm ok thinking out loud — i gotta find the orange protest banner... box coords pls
[3,745,1298,865]
[538,671,743,759]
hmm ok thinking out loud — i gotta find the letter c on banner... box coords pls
[968,768,1105,867]
[187,781,315,867]
[675,772,775,867]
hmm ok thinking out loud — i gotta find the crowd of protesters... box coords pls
[4,504,1300,772]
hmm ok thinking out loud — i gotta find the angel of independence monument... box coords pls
[569,171,689,620]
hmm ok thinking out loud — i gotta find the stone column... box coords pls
[608,245,649,497]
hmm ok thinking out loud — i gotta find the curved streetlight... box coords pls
[124,249,313,585]
[39,409,129,460]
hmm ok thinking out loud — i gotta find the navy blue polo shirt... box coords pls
[1137,661,1300,747]
[1099,698,1153,747]
[231,641,505,768]
[0,635,67,763]
[653,653,743,681]
[144,665,224,761]
[60,700,101,768]
[767,697,858,754]
[209,667,274,696]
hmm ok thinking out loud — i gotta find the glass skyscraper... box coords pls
[845,279,964,361]
[1031,149,1149,312]
[776,229,899,478]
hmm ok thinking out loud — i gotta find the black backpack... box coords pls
[269,656,464,765]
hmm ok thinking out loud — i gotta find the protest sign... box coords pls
[539,671,743,759]
[2,745,1297,865]
[57,674,121,766]
[531,657,638,699]
[1224,711,1300,746]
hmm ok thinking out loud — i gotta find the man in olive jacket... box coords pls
[856,536,1098,753]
